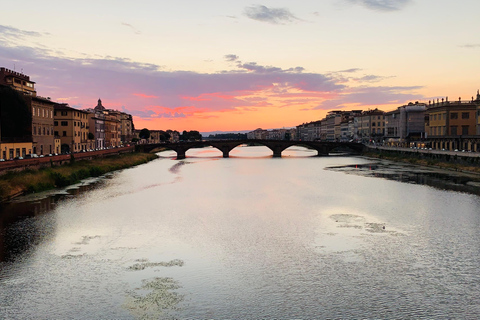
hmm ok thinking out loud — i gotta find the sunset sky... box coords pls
[1,0,479,133]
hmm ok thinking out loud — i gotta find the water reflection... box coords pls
[1,148,480,319]
[0,177,108,262]
[327,160,480,196]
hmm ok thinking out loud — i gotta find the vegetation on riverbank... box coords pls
[0,152,158,201]
[364,150,480,174]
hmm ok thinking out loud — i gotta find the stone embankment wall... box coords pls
[366,146,480,166]
[0,146,135,175]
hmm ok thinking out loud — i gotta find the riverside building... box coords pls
[54,103,93,153]
[384,102,427,147]
[425,93,480,151]
[0,67,55,156]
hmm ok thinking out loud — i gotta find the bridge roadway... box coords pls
[136,140,365,159]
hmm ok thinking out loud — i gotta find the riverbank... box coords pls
[0,152,158,202]
[363,150,480,174]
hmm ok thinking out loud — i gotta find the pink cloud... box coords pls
[0,29,426,130]
[133,93,159,98]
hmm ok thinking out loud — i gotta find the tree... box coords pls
[88,132,95,140]
[139,128,151,140]
[0,86,32,139]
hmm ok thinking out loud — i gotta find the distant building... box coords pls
[385,102,427,147]
[247,128,269,140]
[356,109,385,143]
[86,99,106,149]
[85,99,134,148]
[297,121,321,141]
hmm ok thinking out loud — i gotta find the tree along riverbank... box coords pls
[0,152,158,202]
[363,150,480,175]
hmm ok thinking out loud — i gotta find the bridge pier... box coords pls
[222,151,229,158]
[273,151,282,157]
[176,151,186,160]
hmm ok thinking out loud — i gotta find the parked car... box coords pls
[25,154,39,159]
[0,158,5,162]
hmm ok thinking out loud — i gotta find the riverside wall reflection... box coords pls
[0,178,107,262]
[0,198,55,262]
[327,160,480,196]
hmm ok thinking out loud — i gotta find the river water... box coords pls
[1,145,480,319]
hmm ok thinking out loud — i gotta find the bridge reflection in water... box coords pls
[136,140,365,159]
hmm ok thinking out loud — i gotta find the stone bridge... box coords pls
[136,140,365,159]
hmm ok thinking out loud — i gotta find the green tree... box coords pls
[139,128,151,140]
[0,86,32,138]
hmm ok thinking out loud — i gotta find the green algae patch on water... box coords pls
[124,277,185,319]
[127,259,185,271]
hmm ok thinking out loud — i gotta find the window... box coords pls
[450,126,458,135]
[462,112,470,119]
[433,114,437,121]
[462,126,469,135]
[62,131,67,137]
[61,111,67,116]
[54,131,58,136]
[54,121,58,126]
[61,121,68,126]
[451,113,458,119]
[54,111,57,116]
[33,126,36,135]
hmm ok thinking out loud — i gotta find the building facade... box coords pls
[385,102,426,147]
[1,68,55,155]
[426,94,480,151]
[357,109,385,143]
[54,104,93,153]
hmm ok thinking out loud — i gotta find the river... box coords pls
[1,145,480,319]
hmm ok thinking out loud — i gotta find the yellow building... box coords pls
[0,141,33,160]
[53,104,93,153]
[104,110,121,147]
[426,95,479,151]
